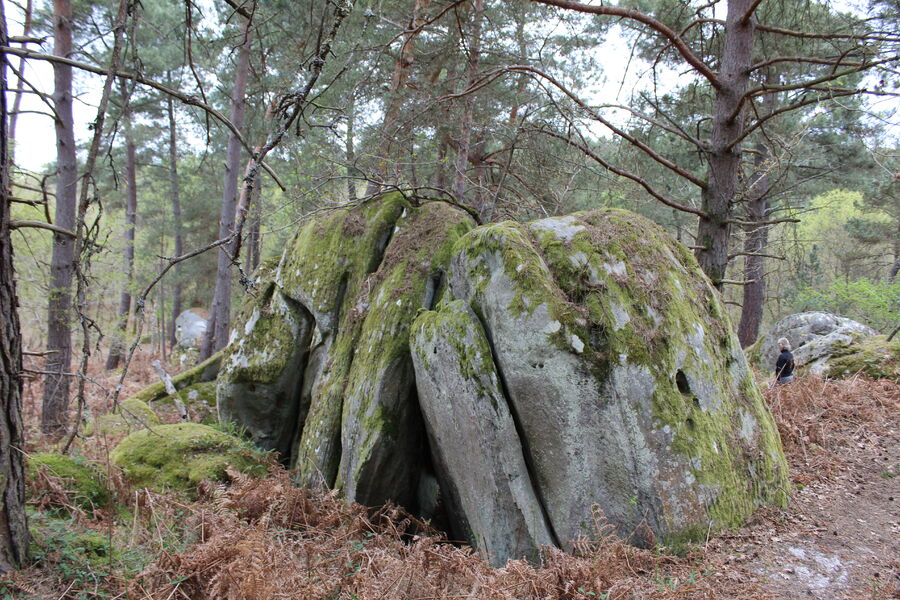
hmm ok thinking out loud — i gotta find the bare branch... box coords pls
[537,128,708,218]
[0,45,287,191]
[530,0,721,88]
[10,220,75,237]
[740,0,764,26]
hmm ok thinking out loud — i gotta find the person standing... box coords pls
[775,338,795,384]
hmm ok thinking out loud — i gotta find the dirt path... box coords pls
[712,397,899,599]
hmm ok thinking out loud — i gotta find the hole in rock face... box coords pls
[686,417,695,430]
[675,370,691,395]
[693,397,701,410]
[588,324,607,351]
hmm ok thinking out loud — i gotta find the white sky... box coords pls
[5,1,896,174]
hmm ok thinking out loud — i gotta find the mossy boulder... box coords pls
[110,423,268,494]
[85,398,160,437]
[752,312,877,375]
[336,202,474,509]
[823,335,899,382]
[411,299,554,565]
[212,196,789,564]
[26,453,110,511]
[415,210,789,551]
[217,262,314,458]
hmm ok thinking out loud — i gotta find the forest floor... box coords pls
[7,348,899,600]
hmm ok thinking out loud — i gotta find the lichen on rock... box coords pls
[439,209,789,549]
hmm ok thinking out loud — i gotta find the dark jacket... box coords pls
[775,350,794,378]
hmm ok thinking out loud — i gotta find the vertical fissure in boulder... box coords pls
[281,295,316,466]
[469,306,563,549]
[422,270,445,311]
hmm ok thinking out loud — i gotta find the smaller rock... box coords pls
[111,423,269,495]
[752,312,877,373]
[174,308,209,349]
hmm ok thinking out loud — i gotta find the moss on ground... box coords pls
[85,398,160,437]
[110,423,268,495]
[825,335,899,382]
[26,453,110,511]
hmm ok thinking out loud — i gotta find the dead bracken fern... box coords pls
[133,468,769,600]
[766,375,899,482]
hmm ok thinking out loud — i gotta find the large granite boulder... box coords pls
[749,312,878,375]
[126,195,790,566]
[413,211,788,560]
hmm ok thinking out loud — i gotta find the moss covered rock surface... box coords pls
[210,196,790,564]
[752,312,877,375]
[85,398,160,437]
[823,335,899,382]
[110,423,268,494]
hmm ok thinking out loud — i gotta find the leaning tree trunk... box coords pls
[0,2,30,571]
[695,0,755,290]
[42,0,78,435]
[365,0,431,196]
[7,0,32,169]
[451,0,484,205]
[201,17,252,359]
[166,90,183,348]
[106,80,138,370]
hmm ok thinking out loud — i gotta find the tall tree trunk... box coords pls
[7,0,32,169]
[365,0,431,196]
[246,177,262,272]
[166,90,183,348]
[345,96,357,202]
[451,0,484,205]
[0,1,30,571]
[695,0,754,290]
[737,144,770,347]
[105,80,138,370]
[42,0,78,435]
[201,18,252,359]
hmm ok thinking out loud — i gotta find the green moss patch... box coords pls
[825,335,899,382]
[27,453,110,511]
[110,423,268,495]
[85,398,160,437]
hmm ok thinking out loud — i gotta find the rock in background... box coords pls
[749,312,878,375]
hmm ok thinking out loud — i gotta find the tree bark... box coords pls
[42,0,78,435]
[105,79,138,370]
[0,1,30,571]
[737,144,770,347]
[201,17,252,359]
[695,0,755,290]
[451,0,485,205]
[696,0,754,290]
[166,89,183,348]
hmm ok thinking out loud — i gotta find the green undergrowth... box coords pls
[84,398,160,437]
[26,453,110,513]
